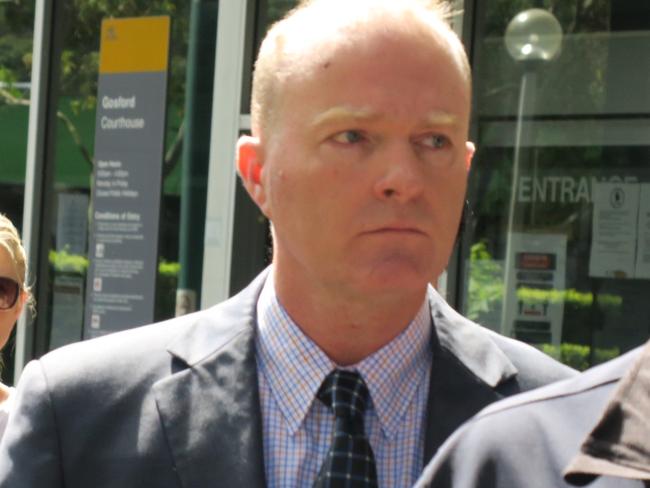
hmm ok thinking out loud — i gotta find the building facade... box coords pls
[1,0,648,381]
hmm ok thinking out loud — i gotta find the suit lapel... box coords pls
[153,271,269,487]
[423,340,504,462]
[423,286,518,462]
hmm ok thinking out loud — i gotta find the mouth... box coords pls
[364,225,427,236]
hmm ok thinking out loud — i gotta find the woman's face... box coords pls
[0,246,25,350]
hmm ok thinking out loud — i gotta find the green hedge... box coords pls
[538,343,620,371]
[49,250,180,321]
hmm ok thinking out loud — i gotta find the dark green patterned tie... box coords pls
[313,370,378,488]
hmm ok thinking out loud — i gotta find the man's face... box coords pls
[249,29,474,300]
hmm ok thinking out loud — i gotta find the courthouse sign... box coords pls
[84,16,170,338]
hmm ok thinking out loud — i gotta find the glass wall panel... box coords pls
[0,1,33,236]
[0,1,34,383]
[462,0,650,369]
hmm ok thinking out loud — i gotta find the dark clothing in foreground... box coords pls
[416,341,650,488]
[0,269,573,488]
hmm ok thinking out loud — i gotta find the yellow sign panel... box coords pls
[99,16,170,74]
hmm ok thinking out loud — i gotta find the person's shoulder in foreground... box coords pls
[415,340,650,488]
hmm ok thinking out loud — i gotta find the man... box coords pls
[0,1,574,487]
[415,341,650,488]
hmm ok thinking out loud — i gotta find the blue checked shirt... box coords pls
[256,274,433,487]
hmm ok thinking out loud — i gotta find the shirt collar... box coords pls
[255,273,432,438]
[355,298,431,439]
[256,274,335,435]
[564,340,650,484]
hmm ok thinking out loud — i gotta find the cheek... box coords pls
[446,173,468,209]
[0,314,17,349]
[427,168,468,224]
[270,161,347,208]
[267,170,321,232]
[432,160,467,191]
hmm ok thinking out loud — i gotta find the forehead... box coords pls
[277,28,470,129]
[255,3,472,139]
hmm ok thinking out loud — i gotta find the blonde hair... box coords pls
[251,0,470,138]
[0,214,30,297]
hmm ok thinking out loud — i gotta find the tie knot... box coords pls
[317,369,370,419]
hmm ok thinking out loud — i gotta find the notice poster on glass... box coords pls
[84,16,170,339]
[503,233,567,346]
[56,193,89,255]
[50,275,85,349]
[589,182,639,279]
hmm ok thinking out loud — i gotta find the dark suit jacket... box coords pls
[415,347,646,488]
[0,269,574,487]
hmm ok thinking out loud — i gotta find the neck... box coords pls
[273,268,427,365]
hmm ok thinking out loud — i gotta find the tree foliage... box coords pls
[0,1,190,172]
[0,2,34,83]
[59,1,190,115]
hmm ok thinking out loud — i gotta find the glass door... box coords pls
[461,0,650,369]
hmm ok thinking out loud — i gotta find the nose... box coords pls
[372,142,425,203]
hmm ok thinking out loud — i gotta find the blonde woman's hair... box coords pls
[0,213,30,298]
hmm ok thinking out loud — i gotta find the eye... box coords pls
[418,134,450,149]
[331,130,365,144]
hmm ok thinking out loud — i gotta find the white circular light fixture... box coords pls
[504,8,563,62]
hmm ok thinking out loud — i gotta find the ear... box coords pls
[464,141,476,171]
[236,135,269,216]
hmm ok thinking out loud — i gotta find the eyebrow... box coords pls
[310,106,459,129]
[310,106,378,128]
[423,111,459,127]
